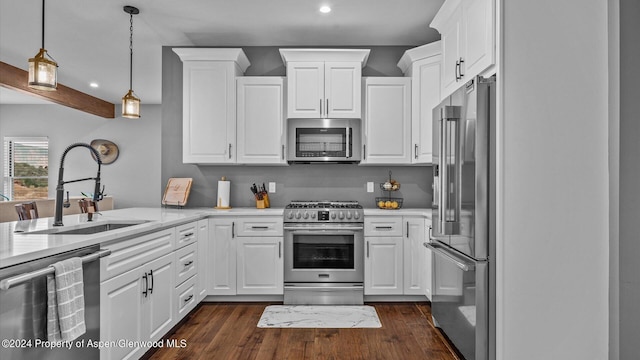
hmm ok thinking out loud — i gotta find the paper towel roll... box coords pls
[217,179,230,208]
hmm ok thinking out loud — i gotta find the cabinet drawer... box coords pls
[176,222,198,249]
[174,243,197,286]
[235,217,283,237]
[175,274,197,319]
[101,228,176,281]
[364,217,403,236]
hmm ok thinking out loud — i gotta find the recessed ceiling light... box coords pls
[319,5,331,14]
[89,82,99,88]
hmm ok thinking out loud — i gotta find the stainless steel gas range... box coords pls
[283,201,364,305]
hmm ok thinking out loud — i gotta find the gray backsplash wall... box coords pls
[161,46,433,209]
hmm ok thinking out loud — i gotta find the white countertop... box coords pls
[0,206,428,269]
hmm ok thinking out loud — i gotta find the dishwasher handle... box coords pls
[0,249,111,291]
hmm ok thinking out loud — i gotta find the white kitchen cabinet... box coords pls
[236,77,287,164]
[398,42,442,164]
[280,49,370,119]
[208,218,236,295]
[365,235,403,295]
[196,219,209,301]
[361,77,412,164]
[100,252,175,360]
[431,0,495,98]
[172,48,250,164]
[364,216,432,298]
[236,237,283,294]
[403,217,428,296]
[235,216,283,295]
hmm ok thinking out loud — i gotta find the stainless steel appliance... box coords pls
[283,200,364,304]
[287,118,361,163]
[427,75,496,360]
[0,245,110,360]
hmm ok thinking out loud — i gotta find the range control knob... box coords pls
[311,212,317,219]
[338,211,345,220]
[303,212,309,219]
[331,212,337,219]
[354,212,361,219]
[346,211,352,220]
[295,212,302,219]
[287,211,294,219]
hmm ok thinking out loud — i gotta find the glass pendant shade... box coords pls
[122,89,140,118]
[28,48,57,91]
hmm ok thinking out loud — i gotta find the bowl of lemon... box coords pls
[375,197,403,210]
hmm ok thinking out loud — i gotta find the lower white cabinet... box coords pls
[364,216,431,298]
[365,235,404,295]
[208,218,237,295]
[100,253,175,360]
[236,236,283,294]
[196,219,209,301]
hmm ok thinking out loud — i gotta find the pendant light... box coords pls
[28,0,57,91]
[122,6,141,118]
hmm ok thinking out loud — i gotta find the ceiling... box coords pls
[0,0,444,106]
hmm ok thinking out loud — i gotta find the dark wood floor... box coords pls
[148,302,459,360]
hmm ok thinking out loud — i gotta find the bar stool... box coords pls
[78,199,99,214]
[15,202,39,220]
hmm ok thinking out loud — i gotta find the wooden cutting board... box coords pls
[162,178,193,206]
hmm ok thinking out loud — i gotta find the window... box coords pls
[3,137,49,201]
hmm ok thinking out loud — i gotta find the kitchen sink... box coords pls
[25,220,149,235]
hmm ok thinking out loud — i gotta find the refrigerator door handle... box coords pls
[424,241,476,272]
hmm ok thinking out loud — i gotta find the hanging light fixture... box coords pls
[122,5,141,118]
[28,0,58,91]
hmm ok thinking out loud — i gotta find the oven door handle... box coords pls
[283,226,364,233]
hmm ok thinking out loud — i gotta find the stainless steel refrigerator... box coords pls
[427,75,496,360]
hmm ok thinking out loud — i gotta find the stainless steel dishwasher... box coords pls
[0,245,109,360]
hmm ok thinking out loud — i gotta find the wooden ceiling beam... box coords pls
[0,61,115,118]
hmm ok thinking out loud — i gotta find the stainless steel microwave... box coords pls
[287,118,361,163]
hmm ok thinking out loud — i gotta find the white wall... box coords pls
[498,0,609,359]
[0,104,161,208]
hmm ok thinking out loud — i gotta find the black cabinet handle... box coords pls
[228,143,232,159]
[415,144,418,159]
[232,222,235,238]
[148,269,154,294]
[182,232,194,238]
[366,241,370,258]
[184,295,193,303]
[142,273,148,297]
[406,222,409,238]
[279,242,282,258]
[184,260,193,267]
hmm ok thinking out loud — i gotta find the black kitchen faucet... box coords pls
[53,143,104,226]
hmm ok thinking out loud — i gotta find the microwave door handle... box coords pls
[345,127,350,158]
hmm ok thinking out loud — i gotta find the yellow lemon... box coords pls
[385,201,392,208]
[391,201,398,209]
[378,201,385,208]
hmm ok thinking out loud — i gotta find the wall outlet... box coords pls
[268,182,276,193]
[367,182,374,193]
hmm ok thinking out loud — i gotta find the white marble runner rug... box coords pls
[257,305,382,328]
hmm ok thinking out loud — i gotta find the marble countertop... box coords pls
[0,206,429,269]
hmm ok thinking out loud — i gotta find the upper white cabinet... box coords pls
[397,42,442,164]
[280,49,370,119]
[361,77,412,164]
[236,77,286,164]
[173,48,250,164]
[430,0,495,98]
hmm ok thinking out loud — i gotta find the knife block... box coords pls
[256,193,270,209]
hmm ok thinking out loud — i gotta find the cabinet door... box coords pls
[196,219,209,302]
[143,253,175,342]
[100,269,145,360]
[325,62,361,118]
[287,62,324,118]
[209,218,236,295]
[182,61,237,163]
[362,77,412,164]
[411,55,441,164]
[462,0,495,80]
[364,237,403,295]
[403,217,427,296]
[237,77,286,164]
[439,5,463,98]
[236,237,283,295]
